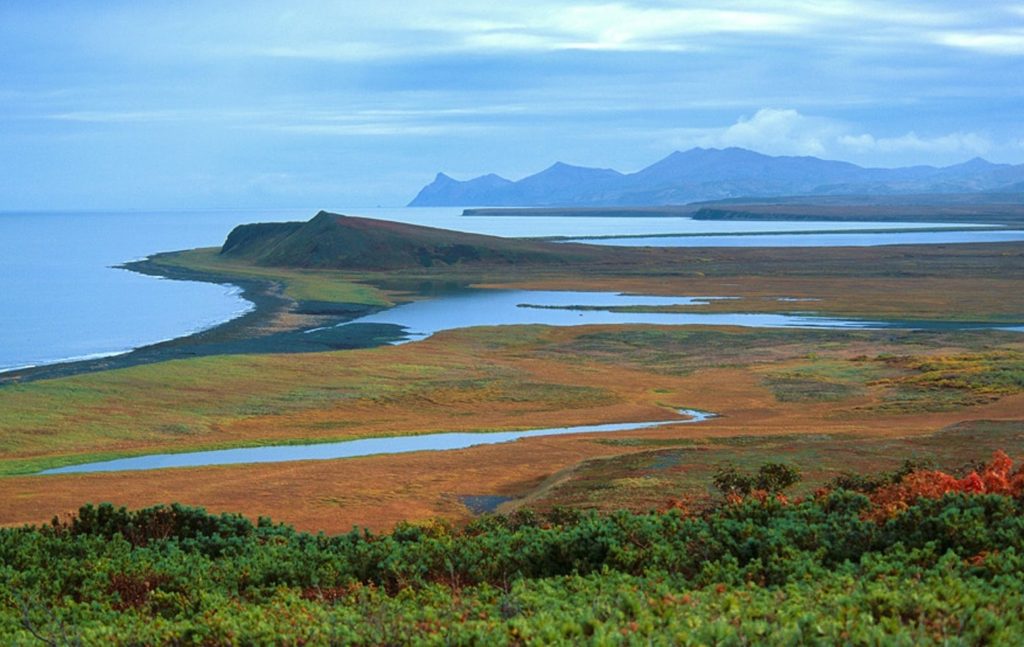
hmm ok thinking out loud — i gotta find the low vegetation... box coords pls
[869,351,1024,412]
[4,454,1024,644]
[2,325,1020,478]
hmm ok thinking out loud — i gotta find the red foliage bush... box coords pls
[868,450,1024,520]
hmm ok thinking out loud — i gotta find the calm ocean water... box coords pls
[0,209,306,373]
[0,207,999,373]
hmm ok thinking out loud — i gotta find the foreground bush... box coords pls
[3,453,1024,644]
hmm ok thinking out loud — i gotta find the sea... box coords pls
[2,207,1020,374]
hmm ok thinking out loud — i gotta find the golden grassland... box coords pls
[481,275,1024,322]
[2,321,1022,532]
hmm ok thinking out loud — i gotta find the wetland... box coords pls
[1,211,1022,532]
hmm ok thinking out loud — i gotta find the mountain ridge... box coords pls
[408,147,1024,207]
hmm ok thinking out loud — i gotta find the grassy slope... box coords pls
[221,210,602,270]
[150,248,393,306]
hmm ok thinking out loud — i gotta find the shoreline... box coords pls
[0,254,397,386]
[536,224,1009,241]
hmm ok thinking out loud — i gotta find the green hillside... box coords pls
[220,211,598,270]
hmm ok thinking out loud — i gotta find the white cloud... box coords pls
[241,106,505,137]
[258,43,388,61]
[263,123,488,137]
[930,30,1024,55]
[838,131,991,155]
[691,108,844,156]
[251,3,810,58]
[428,1,975,54]
[539,4,808,50]
[216,1,1014,60]
[48,110,187,123]
[664,108,994,163]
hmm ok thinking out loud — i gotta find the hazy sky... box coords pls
[2,1,1022,209]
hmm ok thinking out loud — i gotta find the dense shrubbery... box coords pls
[3,453,1024,644]
[711,462,801,496]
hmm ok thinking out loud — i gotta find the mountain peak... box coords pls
[535,161,606,174]
[951,157,996,170]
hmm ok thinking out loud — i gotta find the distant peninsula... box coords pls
[409,147,1024,207]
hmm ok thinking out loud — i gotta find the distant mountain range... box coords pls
[408,147,1024,207]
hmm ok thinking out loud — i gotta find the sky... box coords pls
[1,1,1022,209]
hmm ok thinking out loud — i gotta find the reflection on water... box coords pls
[3,207,1007,373]
[41,409,715,474]
[335,289,1024,344]
[337,290,890,343]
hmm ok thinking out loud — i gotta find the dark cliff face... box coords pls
[407,147,1024,207]
[219,211,596,270]
[220,222,304,257]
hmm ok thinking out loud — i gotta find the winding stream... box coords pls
[40,409,716,474]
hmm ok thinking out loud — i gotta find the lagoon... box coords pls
[333,289,963,343]
[0,207,1008,374]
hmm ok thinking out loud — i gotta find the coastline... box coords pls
[0,254,398,386]
[536,224,1006,241]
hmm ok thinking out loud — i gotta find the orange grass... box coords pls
[2,324,1022,531]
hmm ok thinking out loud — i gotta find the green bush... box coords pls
[3,486,1024,644]
[712,462,802,495]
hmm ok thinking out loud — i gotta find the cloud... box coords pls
[247,3,811,59]
[46,110,189,123]
[930,30,1024,55]
[533,4,809,51]
[242,1,985,60]
[257,43,391,61]
[262,123,489,137]
[838,131,991,155]
[665,108,994,163]
[690,108,844,156]
[239,106,510,137]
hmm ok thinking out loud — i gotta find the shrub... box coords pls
[712,462,801,496]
